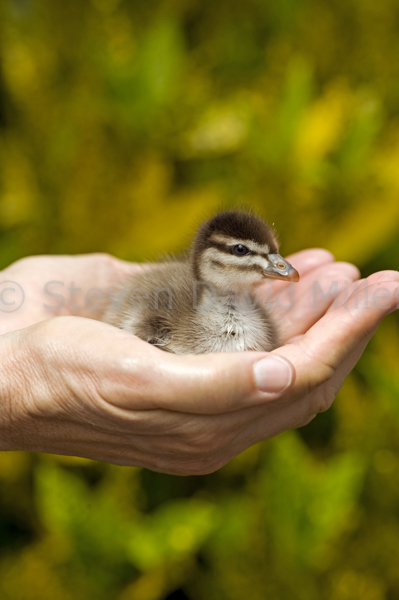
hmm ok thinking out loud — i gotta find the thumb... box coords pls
[112,348,295,415]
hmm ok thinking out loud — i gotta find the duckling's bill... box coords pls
[263,254,300,282]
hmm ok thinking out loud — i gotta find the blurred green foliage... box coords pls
[1,0,399,598]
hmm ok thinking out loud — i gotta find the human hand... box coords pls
[2,250,396,475]
[0,253,142,334]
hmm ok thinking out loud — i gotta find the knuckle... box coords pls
[301,345,337,394]
[92,252,115,268]
[293,414,316,429]
[93,252,126,278]
[313,383,337,414]
[299,383,337,429]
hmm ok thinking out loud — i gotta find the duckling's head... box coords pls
[191,211,299,292]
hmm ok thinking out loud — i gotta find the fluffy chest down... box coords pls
[171,294,279,354]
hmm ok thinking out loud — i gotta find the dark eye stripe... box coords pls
[229,263,264,273]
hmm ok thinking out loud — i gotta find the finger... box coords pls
[271,262,360,341]
[274,274,399,396]
[269,261,359,309]
[287,325,378,431]
[140,326,377,470]
[224,318,384,454]
[326,270,399,313]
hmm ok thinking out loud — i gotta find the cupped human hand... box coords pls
[1,251,397,475]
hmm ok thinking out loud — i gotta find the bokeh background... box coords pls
[1,0,399,598]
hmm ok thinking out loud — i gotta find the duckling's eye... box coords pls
[232,244,250,256]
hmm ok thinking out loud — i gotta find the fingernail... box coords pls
[253,355,293,394]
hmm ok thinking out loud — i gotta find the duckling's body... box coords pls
[108,259,279,353]
[106,211,299,354]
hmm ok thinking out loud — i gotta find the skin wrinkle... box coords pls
[22,327,107,428]
[0,334,42,436]
[38,356,95,421]
[0,351,20,446]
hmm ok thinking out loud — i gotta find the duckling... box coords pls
[105,211,299,354]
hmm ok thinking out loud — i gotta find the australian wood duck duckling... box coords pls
[105,211,299,354]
